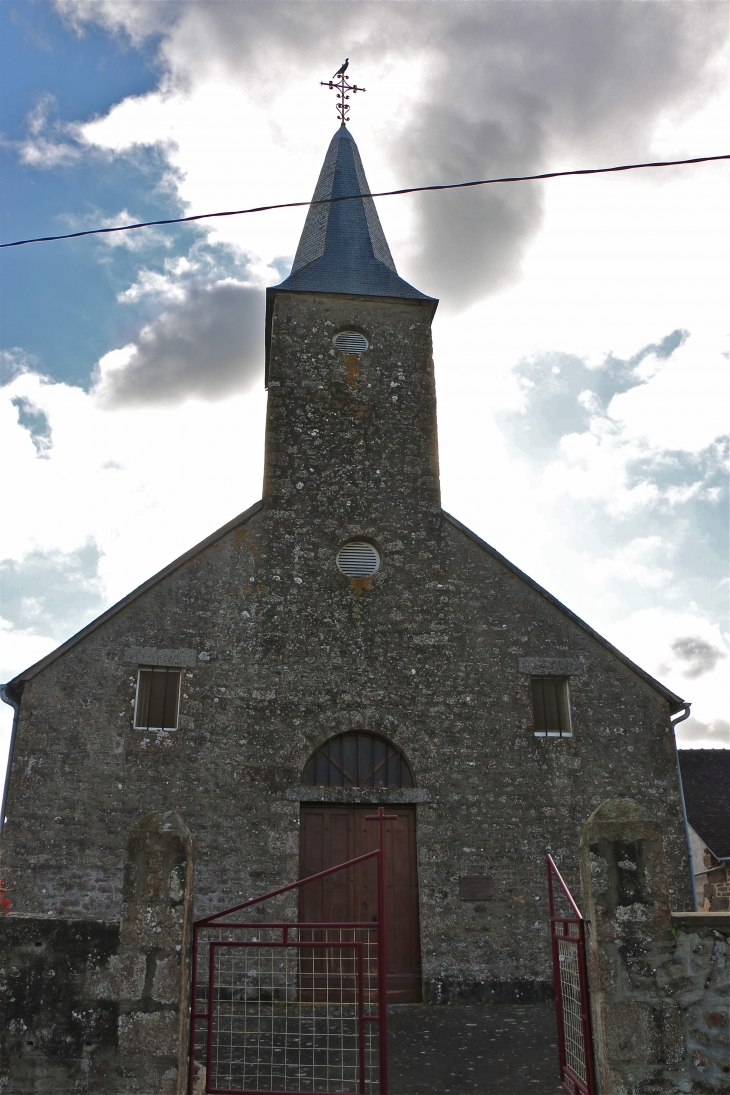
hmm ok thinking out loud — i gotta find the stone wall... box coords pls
[0,915,120,1093]
[579,799,729,1094]
[0,811,193,1094]
[669,912,729,1088]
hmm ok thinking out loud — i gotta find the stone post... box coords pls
[116,810,194,1095]
[579,799,685,1093]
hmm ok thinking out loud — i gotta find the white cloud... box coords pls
[55,0,176,46]
[118,257,196,303]
[678,717,729,749]
[608,336,729,454]
[13,93,83,168]
[68,208,172,252]
[0,540,105,639]
[0,369,266,610]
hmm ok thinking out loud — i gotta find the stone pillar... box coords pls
[579,799,685,1093]
[116,810,194,1095]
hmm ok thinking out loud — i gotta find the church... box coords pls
[0,119,692,1014]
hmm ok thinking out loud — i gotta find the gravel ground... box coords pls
[387,1003,563,1095]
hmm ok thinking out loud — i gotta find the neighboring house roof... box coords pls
[679,749,730,859]
[3,503,686,719]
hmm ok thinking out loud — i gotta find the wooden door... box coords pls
[298,805,422,1003]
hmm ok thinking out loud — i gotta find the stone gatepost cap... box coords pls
[579,798,663,849]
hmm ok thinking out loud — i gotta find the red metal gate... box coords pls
[188,809,395,1095]
[547,854,596,1095]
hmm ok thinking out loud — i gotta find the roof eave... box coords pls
[443,510,687,715]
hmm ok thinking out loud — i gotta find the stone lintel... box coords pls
[670,910,730,931]
[518,657,586,676]
[123,647,197,667]
[286,786,430,804]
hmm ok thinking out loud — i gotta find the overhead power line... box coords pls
[1,153,727,249]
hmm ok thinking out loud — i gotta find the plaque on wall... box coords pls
[459,875,496,901]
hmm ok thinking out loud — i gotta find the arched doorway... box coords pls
[299,732,422,1003]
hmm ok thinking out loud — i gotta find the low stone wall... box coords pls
[668,912,729,1090]
[0,915,120,1093]
[0,811,193,1095]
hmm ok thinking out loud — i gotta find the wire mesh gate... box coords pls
[189,808,395,1095]
[547,855,596,1095]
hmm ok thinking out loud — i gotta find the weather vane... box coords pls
[321,59,366,125]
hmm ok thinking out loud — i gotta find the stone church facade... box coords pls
[1,125,692,1009]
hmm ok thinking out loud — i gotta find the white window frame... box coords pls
[133,665,182,731]
[532,676,573,738]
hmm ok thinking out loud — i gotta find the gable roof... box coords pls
[679,749,730,859]
[3,501,263,699]
[443,511,687,715]
[3,502,686,718]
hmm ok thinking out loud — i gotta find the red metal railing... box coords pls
[188,808,395,1095]
[547,854,596,1095]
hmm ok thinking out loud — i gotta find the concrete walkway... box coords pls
[388,1004,563,1095]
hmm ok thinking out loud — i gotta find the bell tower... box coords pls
[263,125,440,542]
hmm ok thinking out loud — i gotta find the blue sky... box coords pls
[1,2,210,386]
[1,1,728,765]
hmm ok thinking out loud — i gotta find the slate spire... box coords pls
[274,126,430,300]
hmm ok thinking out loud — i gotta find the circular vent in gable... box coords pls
[336,541,381,578]
[333,331,369,354]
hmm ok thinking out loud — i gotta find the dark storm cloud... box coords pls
[671,636,727,680]
[95,280,264,407]
[11,396,53,457]
[0,541,105,638]
[61,2,727,304]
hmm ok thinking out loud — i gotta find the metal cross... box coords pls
[321,62,366,125]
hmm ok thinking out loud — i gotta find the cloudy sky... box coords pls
[1,0,728,774]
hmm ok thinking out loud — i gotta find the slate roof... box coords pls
[274,125,431,301]
[679,749,730,859]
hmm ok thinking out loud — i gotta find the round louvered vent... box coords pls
[333,331,369,354]
[336,541,381,578]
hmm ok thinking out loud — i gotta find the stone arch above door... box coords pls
[302,730,414,789]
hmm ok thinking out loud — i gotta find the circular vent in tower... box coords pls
[336,540,381,578]
[333,331,369,354]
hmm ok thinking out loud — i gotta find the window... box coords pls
[303,732,413,788]
[336,540,380,578]
[333,331,369,353]
[134,666,181,730]
[530,676,572,737]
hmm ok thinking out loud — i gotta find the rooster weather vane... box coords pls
[321,59,365,125]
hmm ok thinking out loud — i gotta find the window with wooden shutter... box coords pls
[530,676,572,737]
[134,666,181,730]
